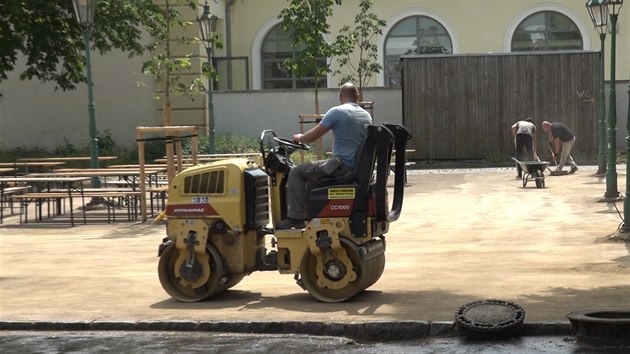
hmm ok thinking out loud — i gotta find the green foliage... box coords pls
[0,0,164,91]
[96,129,116,152]
[278,0,343,93]
[0,146,48,161]
[142,1,200,103]
[141,139,167,164]
[53,139,78,156]
[334,0,386,96]
[0,133,324,166]
[139,0,223,125]
[183,133,260,155]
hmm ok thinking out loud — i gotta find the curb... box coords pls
[0,321,573,341]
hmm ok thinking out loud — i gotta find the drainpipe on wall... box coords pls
[226,0,236,90]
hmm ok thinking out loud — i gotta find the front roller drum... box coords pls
[299,237,386,303]
[158,242,226,302]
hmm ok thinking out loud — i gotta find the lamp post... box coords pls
[198,1,219,154]
[72,0,100,188]
[604,0,623,200]
[586,0,609,176]
[624,72,630,231]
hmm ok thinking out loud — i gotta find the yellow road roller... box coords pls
[157,123,411,302]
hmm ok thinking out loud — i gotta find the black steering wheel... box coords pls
[273,137,310,151]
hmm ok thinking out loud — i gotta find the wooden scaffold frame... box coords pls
[136,126,199,221]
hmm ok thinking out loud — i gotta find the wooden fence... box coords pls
[401,51,600,160]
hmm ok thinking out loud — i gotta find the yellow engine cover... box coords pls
[165,158,258,230]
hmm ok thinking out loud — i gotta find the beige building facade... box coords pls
[1,0,628,150]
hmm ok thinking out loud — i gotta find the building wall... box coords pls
[213,87,401,150]
[0,0,628,153]
[0,52,158,150]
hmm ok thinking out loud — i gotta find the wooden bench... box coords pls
[11,190,141,226]
[147,185,169,215]
[0,185,32,219]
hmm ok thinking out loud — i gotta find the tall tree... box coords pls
[0,0,164,91]
[334,0,385,100]
[279,0,342,113]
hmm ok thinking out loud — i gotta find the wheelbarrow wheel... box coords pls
[535,170,544,188]
[522,174,527,188]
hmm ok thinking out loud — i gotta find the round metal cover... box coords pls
[567,310,630,347]
[455,299,525,339]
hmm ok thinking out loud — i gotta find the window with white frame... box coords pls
[384,15,453,87]
[511,11,583,51]
[261,24,326,89]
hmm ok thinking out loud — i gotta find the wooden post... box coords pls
[299,114,324,161]
[175,132,183,173]
[165,141,175,183]
[359,101,374,121]
[191,134,198,166]
[137,129,147,221]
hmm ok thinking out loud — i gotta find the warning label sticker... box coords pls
[328,188,355,200]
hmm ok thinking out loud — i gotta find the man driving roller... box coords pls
[276,82,373,229]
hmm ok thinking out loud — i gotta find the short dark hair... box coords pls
[525,117,533,123]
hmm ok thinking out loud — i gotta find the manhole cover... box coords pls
[455,299,525,339]
[567,310,630,347]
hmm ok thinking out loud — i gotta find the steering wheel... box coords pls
[273,137,310,151]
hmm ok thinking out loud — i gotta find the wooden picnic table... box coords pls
[0,168,15,176]
[53,167,167,173]
[155,153,260,164]
[108,164,179,169]
[0,161,66,173]
[26,169,162,190]
[16,156,118,163]
[0,176,90,225]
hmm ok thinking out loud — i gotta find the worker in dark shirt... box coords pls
[541,121,578,174]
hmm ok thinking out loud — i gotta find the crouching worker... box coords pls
[541,120,578,174]
[511,117,538,178]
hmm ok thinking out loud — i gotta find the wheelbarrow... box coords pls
[512,158,550,188]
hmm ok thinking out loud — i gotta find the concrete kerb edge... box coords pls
[0,321,573,341]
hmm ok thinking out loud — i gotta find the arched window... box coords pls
[511,11,583,51]
[261,24,325,89]
[384,15,453,87]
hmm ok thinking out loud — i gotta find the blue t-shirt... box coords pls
[320,103,373,168]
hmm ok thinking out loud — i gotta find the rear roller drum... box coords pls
[299,238,385,303]
[158,242,225,302]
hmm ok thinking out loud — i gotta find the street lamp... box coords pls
[603,0,623,200]
[72,0,100,188]
[197,1,219,154]
[586,0,609,176]
[625,70,630,231]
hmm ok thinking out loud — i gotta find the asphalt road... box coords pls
[1,331,627,353]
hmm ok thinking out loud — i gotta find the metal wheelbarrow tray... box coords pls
[512,158,550,188]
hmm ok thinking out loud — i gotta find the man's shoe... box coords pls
[516,174,522,179]
[570,166,578,174]
[276,218,306,230]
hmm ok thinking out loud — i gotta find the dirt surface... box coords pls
[1,166,629,325]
